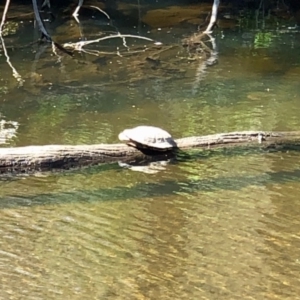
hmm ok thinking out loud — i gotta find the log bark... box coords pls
[1,131,300,173]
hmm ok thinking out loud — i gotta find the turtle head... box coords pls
[118,130,131,142]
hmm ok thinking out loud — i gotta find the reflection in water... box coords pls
[118,159,171,174]
[0,119,19,144]
[1,3,300,299]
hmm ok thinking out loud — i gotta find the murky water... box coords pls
[1,2,300,299]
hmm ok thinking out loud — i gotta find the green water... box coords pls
[1,2,300,299]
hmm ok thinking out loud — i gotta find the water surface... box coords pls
[1,2,300,299]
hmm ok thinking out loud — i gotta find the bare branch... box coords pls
[72,0,84,23]
[203,0,220,34]
[0,0,10,34]
[78,47,150,57]
[32,0,52,41]
[0,0,25,87]
[90,5,110,20]
[64,34,161,51]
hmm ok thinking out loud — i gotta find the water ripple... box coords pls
[0,151,300,299]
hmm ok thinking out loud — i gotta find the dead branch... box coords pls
[0,0,10,34]
[64,34,161,52]
[90,5,110,20]
[32,0,73,56]
[203,0,220,34]
[182,0,220,48]
[72,0,84,22]
[0,0,25,86]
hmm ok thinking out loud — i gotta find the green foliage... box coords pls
[254,32,275,49]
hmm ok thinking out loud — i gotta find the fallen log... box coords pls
[1,131,300,173]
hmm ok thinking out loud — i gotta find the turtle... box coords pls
[118,126,177,151]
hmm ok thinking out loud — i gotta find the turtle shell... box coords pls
[118,126,176,150]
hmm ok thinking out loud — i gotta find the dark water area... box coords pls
[1,1,300,299]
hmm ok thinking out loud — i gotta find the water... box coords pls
[1,2,300,299]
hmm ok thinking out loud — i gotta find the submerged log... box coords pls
[1,131,300,173]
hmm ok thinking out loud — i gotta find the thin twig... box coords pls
[77,47,149,57]
[63,34,161,51]
[90,5,110,20]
